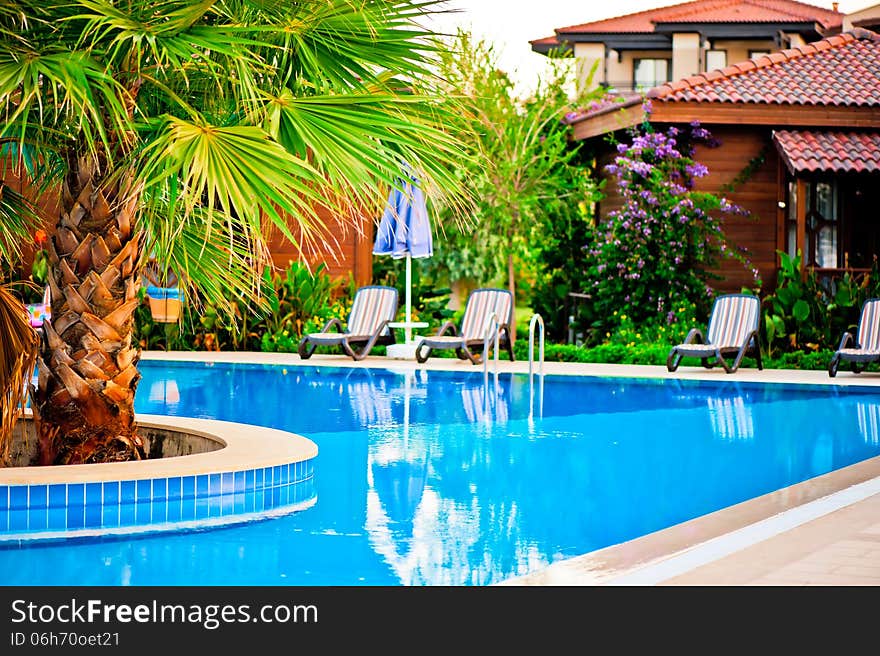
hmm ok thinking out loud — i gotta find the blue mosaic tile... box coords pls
[167,477,181,501]
[29,485,47,510]
[67,505,84,530]
[10,509,27,531]
[119,502,135,527]
[103,482,119,506]
[221,472,233,495]
[67,484,84,509]
[48,484,66,509]
[151,500,167,523]
[48,508,65,530]
[121,480,136,504]
[233,493,245,515]
[0,486,7,510]
[193,497,211,520]
[167,498,181,523]
[182,476,195,499]
[102,506,119,529]
[0,508,7,532]
[86,483,101,507]
[196,475,208,498]
[9,486,28,510]
[84,504,102,528]
[255,468,263,490]
[220,494,235,515]
[273,465,282,487]
[208,494,221,517]
[209,473,221,497]
[245,469,254,492]
[181,498,196,522]
[135,501,151,524]
[271,486,281,508]
[136,479,151,502]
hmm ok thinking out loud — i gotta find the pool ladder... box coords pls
[481,312,545,420]
[528,313,545,421]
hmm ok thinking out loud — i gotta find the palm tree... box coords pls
[0,0,469,465]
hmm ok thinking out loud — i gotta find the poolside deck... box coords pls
[142,350,880,586]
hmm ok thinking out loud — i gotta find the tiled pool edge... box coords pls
[0,414,318,541]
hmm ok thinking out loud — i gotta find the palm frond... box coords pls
[138,115,335,254]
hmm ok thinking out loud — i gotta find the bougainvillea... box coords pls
[583,120,759,339]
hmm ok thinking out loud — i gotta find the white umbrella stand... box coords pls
[386,253,428,359]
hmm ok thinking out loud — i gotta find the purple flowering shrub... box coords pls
[582,122,758,340]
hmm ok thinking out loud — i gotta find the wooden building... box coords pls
[267,206,375,290]
[565,28,880,293]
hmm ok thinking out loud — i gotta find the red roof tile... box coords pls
[773,130,880,173]
[648,29,880,106]
[554,0,841,34]
[654,0,842,26]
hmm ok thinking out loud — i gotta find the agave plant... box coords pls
[0,0,469,464]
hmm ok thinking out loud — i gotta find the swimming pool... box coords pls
[2,359,879,586]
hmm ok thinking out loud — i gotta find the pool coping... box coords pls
[124,351,880,583]
[0,414,317,485]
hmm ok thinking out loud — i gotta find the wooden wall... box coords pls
[266,206,375,292]
[595,124,780,294]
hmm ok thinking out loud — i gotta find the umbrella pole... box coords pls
[405,253,413,344]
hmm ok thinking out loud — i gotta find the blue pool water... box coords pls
[2,360,880,586]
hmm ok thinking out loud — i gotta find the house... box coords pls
[530,0,843,95]
[844,2,880,30]
[556,26,880,293]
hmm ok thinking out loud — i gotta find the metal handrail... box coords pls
[528,313,545,420]
[482,311,500,384]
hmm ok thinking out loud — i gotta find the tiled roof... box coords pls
[553,0,842,34]
[654,0,843,26]
[648,29,880,106]
[773,130,880,173]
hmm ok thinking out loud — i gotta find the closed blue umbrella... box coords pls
[373,173,433,347]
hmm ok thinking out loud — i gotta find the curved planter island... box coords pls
[0,415,318,541]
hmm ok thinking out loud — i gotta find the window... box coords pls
[705,50,727,71]
[787,178,840,268]
[633,58,670,90]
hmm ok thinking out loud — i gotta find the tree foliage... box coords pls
[428,31,604,319]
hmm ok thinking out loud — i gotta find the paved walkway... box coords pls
[142,350,880,586]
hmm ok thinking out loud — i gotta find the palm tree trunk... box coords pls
[31,156,145,465]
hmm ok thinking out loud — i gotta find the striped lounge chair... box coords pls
[415,287,514,365]
[666,293,763,374]
[298,285,398,361]
[828,298,880,377]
